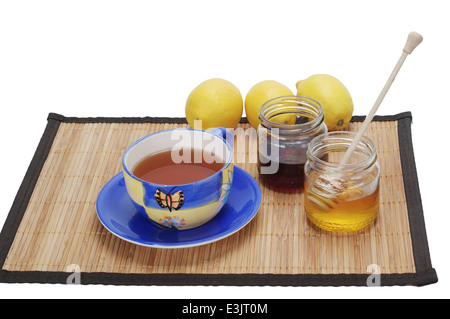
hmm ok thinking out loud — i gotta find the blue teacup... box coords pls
[122,127,233,230]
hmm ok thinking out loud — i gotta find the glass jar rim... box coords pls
[258,95,324,133]
[306,131,378,172]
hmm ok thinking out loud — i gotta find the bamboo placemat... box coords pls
[0,112,437,286]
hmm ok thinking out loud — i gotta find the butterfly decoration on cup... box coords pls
[155,187,185,212]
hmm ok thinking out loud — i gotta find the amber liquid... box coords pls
[133,149,224,184]
[305,184,380,232]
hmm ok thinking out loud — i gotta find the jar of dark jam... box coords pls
[257,96,327,189]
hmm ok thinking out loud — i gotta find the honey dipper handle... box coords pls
[403,32,424,54]
[340,32,423,165]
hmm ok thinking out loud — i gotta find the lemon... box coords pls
[185,78,243,130]
[296,74,353,131]
[244,80,296,129]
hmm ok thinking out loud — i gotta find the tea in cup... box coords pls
[122,127,233,230]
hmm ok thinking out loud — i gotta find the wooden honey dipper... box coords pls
[340,31,423,165]
[308,32,423,211]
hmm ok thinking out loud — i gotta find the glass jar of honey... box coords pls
[304,131,380,232]
[257,96,327,188]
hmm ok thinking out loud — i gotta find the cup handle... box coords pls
[208,127,233,149]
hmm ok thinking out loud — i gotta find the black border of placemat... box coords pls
[0,112,438,287]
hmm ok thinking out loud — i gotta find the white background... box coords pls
[0,0,449,299]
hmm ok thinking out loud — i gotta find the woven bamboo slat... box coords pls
[2,120,415,275]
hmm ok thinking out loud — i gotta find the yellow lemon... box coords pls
[296,74,353,131]
[186,78,243,130]
[244,80,296,129]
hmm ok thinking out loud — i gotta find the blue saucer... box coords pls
[96,166,262,248]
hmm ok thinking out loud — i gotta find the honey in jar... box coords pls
[304,131,380,232]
